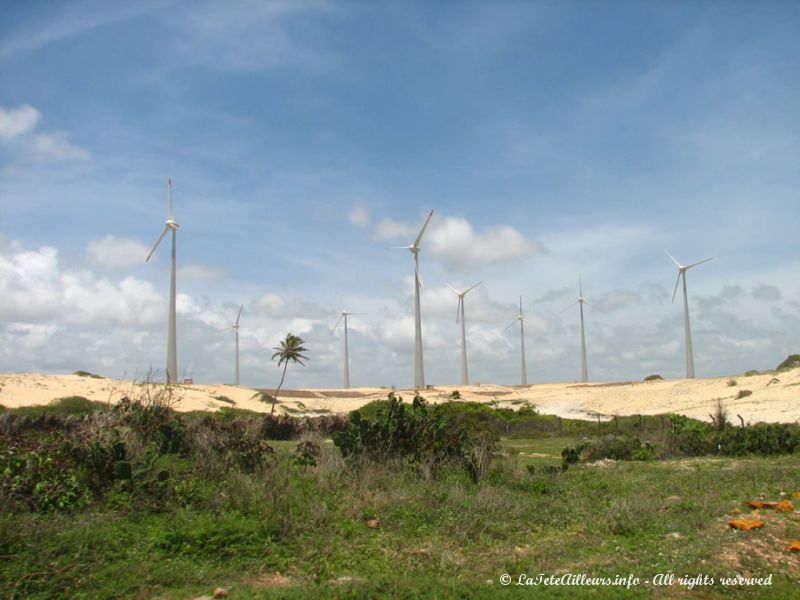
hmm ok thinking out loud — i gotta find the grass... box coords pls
[2,444,799,598]
[500,436,580,467]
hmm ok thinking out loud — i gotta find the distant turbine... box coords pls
[505,297,528,386]
[332,310,363,389]
[559,279,589,383]
[448,282,481,385]
[665,249,713,379]
[396,210,434,389]
[233,304,244,385]
[146,179,180,384]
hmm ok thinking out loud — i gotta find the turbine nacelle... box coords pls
[665,249,713,303]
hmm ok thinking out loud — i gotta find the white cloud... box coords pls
[87,235,151,270]
[348,204,370,228]
[26,132,90,162]
[427,216,546,270]
[752,284,781,301]
[0,103,89,163]
[0,104,40,140]
[374,217,419,241]
[177,262,227,281]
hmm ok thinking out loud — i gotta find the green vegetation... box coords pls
[73,370,104,379]
[1,391,799,598]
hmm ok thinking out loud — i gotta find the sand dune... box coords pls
[1,369,798,424]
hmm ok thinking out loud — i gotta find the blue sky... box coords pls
[1,0,798,388]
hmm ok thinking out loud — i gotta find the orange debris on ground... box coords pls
[746,500,795,511]
[792,492,800,499]
[728,519,766,531]
[790,541,800,552]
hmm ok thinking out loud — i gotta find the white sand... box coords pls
[1,369,798,424]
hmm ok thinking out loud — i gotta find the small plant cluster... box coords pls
[560,415,800,466]
[562,435,656,465]
[333,393,496,481]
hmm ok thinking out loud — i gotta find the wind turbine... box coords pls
[505,297,528,386]
[448,282,481,385]
[146,178,180,384]
[559,279,589,383]
[396,210,434,389]
[665,249,713,379]
[332,310,363,389]
[233,304,243,385]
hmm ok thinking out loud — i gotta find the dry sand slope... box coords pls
[0,369,798,424]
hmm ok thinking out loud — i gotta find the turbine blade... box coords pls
[456,297,462,322]
[146,226,169,262]
[685,256,714,270]
[235,304,244,326]
[671,272,681,303]
[579,276,583,297]
[447,283,462,295]
[167,178,174,221]
[557,301,577,315]
[414,254,423,289]
[504,318,518,331]
[392,245,413,249]
[519,296,523,316]
[413,210,434,248]
[464,281,481,295]
[332,313,344,333]
[664,248,681,268]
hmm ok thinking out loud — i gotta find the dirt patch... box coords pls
[248,572,294,589]
[315,391,370,398]
[254,388,321,398]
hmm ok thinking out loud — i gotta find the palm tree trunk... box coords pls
[272,361,289,415]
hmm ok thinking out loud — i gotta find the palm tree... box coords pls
[270,333,309,415]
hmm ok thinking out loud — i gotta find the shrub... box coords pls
[332,393,495,480]
[776,354,800,371]
[644,374,663,381]
[736,389,753,399]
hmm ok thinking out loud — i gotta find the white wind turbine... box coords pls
[233,304,244,385]
[505,297,528,386]
[396,210,434,389]
[332,310,363,389]
[665,249,713,379]
[448,282,481,385]
[559,279,589,383]
[146,178,180,384]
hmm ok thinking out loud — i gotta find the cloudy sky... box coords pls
[1,1,798,388]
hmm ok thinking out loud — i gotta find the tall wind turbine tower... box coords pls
[505,297,528,386]
[398,210,434,389]
[665,249,713,379]
[146,178,180,384]
[578,280,588,383]
[449,282,481,385]
[560,279,590,382]
[332,310,360,389]
[233,304,243,385]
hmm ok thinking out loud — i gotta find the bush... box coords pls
[776,354,800,371]
[644,374,663,381]
[332,393,495,480]
[565,435,655,462]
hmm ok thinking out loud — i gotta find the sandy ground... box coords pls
[0,369,798,424]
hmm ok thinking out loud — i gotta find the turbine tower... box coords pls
[449,282,481,385]
[146,178,180,384]
[665,249,713,379]
[559,279,589,382]
[332,310,361,389]
[505,297,528,386]
[397,210,434,389]
[233,304,243,385]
